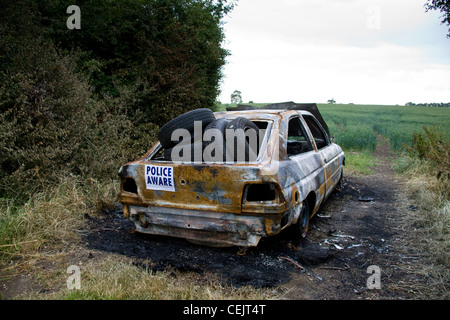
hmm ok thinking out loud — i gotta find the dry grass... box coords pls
[395,157,450,298]
[0,176,118,259]
[27,253,276,300]
[3,246,277,300]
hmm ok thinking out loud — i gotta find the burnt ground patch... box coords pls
[83,172,415,298]
[84,207,312,289]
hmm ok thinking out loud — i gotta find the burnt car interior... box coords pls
[287,116,313,156]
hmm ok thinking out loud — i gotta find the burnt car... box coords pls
[118,106,345,247]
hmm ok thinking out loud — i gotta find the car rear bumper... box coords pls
[124,204,281,247]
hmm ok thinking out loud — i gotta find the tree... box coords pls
[327,98,336,104]
[425,0,450,38]
[30,0,235,125]
[231,90,242,104]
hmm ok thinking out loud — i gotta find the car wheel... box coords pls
[158,108,216,149]
[295,200,310,238]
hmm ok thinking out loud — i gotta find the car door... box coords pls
[301,114,340,199]
[285,115,325,204]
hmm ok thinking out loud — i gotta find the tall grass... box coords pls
[394,157,449,298]
[393,126,449,298]
[327,119,377,151]
[0,176,118,260]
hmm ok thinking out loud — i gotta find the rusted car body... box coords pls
[118,109,345,247]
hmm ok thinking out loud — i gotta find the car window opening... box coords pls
[151,119,270,163]
[303,115,330,150]
[287,117,313,156]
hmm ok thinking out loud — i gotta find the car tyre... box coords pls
[203,119,229,163]
[204,118,229,135]
[224,117,260,162]
[295,200,310,238]
[158,108,216,149]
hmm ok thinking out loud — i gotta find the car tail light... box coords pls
[242,183,286,214]
[245,183,277,202]
[123,178,137,194]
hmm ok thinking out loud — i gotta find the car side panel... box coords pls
[317,144,342,199]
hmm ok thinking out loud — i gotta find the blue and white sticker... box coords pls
[145,165,175,192]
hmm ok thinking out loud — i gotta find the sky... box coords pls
[217,0,450,105]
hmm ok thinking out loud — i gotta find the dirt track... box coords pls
[84,137,420,299]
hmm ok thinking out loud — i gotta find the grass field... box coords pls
[220,102,450,153]
[318,103,450,152]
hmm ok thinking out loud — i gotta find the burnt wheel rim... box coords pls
[298,202,309,237]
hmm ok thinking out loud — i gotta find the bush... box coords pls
[0,36,154,201]
[405,126,450,180]
[0,0,231,201]
[0,36,92,198]
[36,0,231,125]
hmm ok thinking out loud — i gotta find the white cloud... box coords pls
[218,0,450,105]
